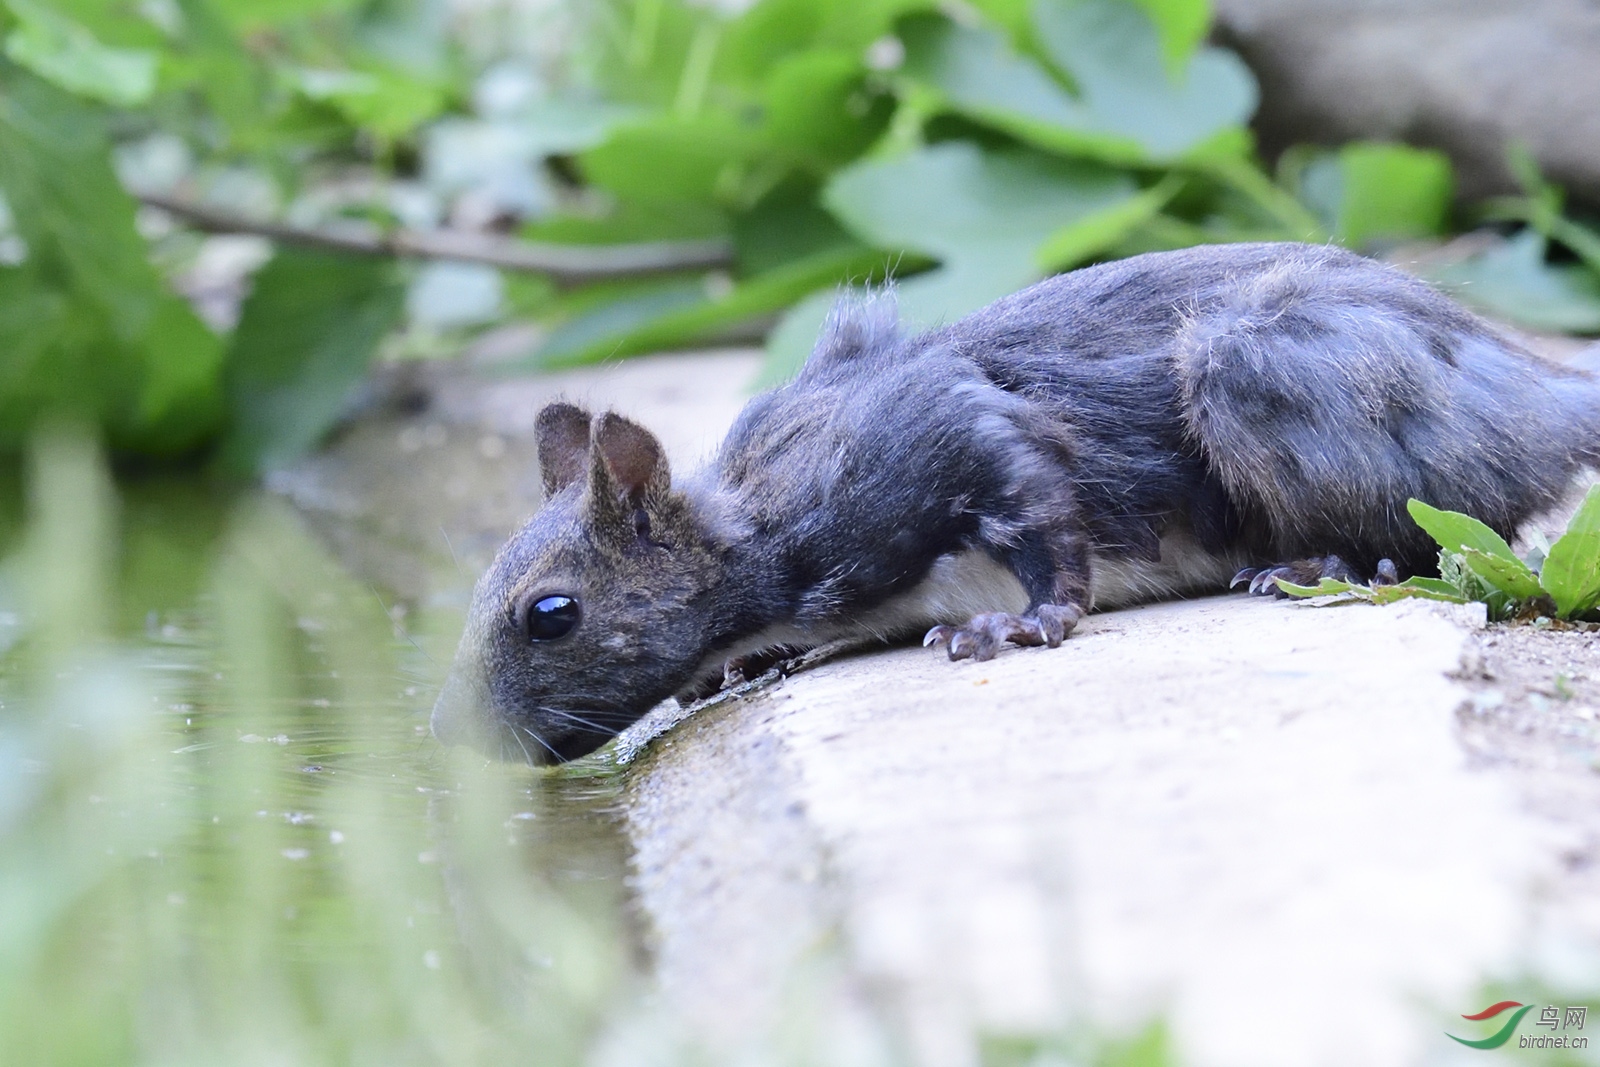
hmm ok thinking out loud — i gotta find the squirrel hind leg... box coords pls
[1232,554,1399,597]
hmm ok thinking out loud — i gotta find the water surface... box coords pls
[0,443,639,1064]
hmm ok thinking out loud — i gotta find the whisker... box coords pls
[516,722,561,762]
[503,723,534,765]
[367,583,438,666]
[439,525,464,577]
[536,705,615,735]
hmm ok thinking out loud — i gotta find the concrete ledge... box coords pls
[621,595,1584,1066]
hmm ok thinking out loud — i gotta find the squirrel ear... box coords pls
[536,402,592,497]
[590,411,670,507]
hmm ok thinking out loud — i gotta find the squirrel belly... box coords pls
[680,529,1247,695]
[435,241,1600,763]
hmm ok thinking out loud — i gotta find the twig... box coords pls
[136,191,735,284]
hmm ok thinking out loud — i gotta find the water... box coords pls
[0,434,640,1065]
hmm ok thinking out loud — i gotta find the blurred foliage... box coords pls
[0,428,638,1065]
[2,0,1600,473]
[217,248,404,474]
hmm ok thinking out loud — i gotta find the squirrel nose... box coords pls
[430,666,485,748]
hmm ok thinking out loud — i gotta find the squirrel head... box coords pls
[432,402,725,764]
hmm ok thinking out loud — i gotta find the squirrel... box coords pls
[432,241,1600,763]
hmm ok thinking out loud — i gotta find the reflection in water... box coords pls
[0,433,639,1064]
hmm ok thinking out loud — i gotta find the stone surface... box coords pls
[1214,0,1600,204]
[618,595,1597,1067]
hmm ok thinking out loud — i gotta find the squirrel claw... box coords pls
[722,657,751,689]
[923,605,1082,662]
[1240,553,1372,597]
[1248,566,1292,596]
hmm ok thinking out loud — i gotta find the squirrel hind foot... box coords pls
[1233,554,1398,597]
[923,603,1085,662]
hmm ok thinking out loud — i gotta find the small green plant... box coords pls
[1278,487,1600,622]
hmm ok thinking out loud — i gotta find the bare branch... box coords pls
[136,192,735,284]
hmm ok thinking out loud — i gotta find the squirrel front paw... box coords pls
[923,603,1084,662]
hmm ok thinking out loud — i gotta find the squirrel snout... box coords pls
[430,660,572,766]
[430,666,489,750]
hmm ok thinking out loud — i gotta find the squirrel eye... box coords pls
[516,594,581,642]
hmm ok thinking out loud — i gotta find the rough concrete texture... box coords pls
[620,597,1596,1067]
[1214,0,1600,204]
[283,343,1600,1066]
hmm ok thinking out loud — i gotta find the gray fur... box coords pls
[433,242,1600,763]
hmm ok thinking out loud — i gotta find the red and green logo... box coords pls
[1448,1001,1534,1049]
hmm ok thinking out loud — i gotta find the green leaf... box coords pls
[530,278,709,365]
[1292,142,1454,249]
[899,14,1141,163]
[215,249,404,476]
[1034,0,1255,160]
[586,0,721,107]
[1540,485,1600,618]
[1437,547,1513,619]
[518,98,645,157]
[1422,230,1600,334]
[1336,143,1452,247]
[1275,574,1470,606]
[206,0,365,31]
[1458,546,1543,601]
[1394,575,1471,600]
[718,0,933,83]
[579,112,759,207]
[899,0,1254,164]
[823,141,1135,326]
[1545,215,1600,280]
[1274,577,1368,599]
[0,61,222,457]
[1035,172,1183,271]
[523,198,728,246]
[157,0,274,148]
[1406,499,1524,564]
[1480,148,1600,278]
[1368,581,1471,605]
[3,1,156,107]
[287,64,448,143]
[533,244,902,368]
[1127,0,1212,70]
[761,50,893,171]
[733,181,860,275]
